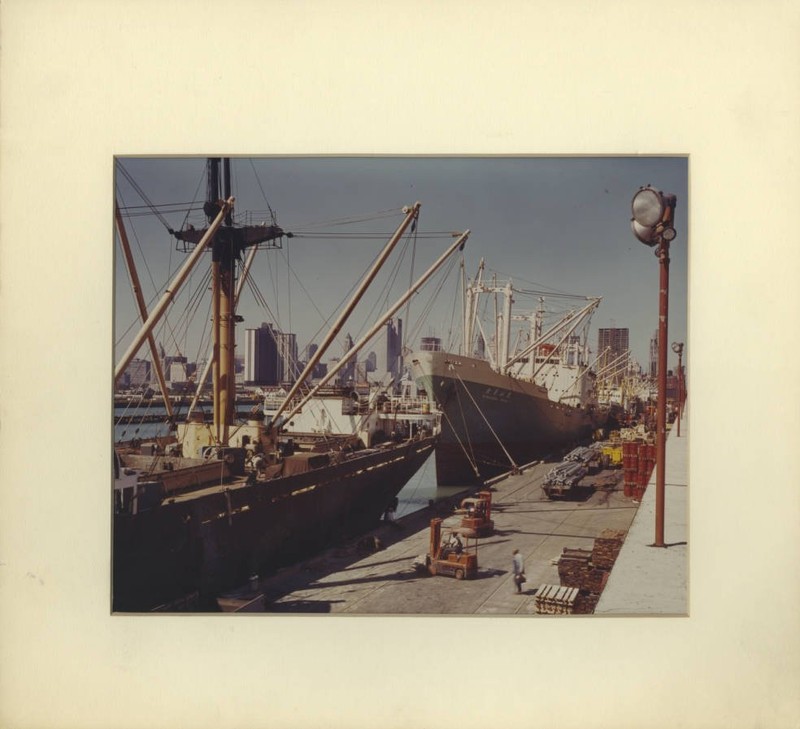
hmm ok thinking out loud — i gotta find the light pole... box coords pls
[631,185,677,548]
[671,341,684,437]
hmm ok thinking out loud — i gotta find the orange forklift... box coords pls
[455,490,494,538]
[414,517,478,580]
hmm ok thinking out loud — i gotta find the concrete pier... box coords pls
[595,412,688,615]
[232,460,645,614]
[225,412,688,615]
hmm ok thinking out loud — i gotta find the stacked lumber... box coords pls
[572,592,601,614]
[555,530,627,614]
[582,568,610,594]
[534,584,580,615]
[592,529,626,569]
[557,548,592,588]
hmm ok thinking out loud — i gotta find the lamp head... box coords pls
[631,186,677,247]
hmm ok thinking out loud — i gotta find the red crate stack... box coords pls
[622,441,638,497]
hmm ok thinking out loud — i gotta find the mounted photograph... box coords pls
[112,156,688,615]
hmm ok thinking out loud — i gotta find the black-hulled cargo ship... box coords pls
[113,434,434,611]
[410,262,605,485]
[113,158,467,611]
[411,350,601,485]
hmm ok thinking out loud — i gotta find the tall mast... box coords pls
[498,280,513,374]
[173,158,288,446]
[114,202,174,420]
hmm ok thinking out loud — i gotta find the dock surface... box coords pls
[595,414,688,614]
[226,415,688,615]
[238,461,641,614]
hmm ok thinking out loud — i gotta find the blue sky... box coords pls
[114,156,688,372]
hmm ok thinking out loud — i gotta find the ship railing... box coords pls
[380,396,436,414]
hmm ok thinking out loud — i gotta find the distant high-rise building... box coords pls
[162,355,188,381]
[340,333,356,382]
[125,358,151,388]
[649,330,659,379]
[597,327,630,384]
[326,357,341,383]
[244,323,300,386]
[168,362,187,384]
[245,323,280,385]
[275,331,299,385]
[301,342,325,379]
[375,318,403,380]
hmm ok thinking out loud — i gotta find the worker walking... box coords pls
[512,549,525,594]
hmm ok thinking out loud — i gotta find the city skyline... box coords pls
[118,316,407,392]
[114,157,689,376]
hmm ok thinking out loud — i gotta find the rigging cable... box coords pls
[452,367,520,472]
[248,159,278,225]
[115,160,177,235]
[409,360,480,480]
[285,207,405,230]
[401,253,462,355]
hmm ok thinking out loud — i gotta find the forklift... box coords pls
[413,518,478,580]
[455,490,494,538]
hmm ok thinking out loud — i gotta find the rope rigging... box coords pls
[451,367,519,472]
[115,160,179,235]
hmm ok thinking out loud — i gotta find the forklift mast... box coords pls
[430,518,443,560]
[477,490,492,520]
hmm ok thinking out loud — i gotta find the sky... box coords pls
[114,156,688,374]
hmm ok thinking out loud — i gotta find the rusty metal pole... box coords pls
[654,241,670,547]
[678,351,683,438]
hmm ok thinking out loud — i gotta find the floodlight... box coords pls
[630,186,677,247]
[632,187,665,227]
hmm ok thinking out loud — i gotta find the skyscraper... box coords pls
[649,330,658,379]
[375,318,403,380]
[597,327,630,384]
[275,330,299,385]
[124,358,151,388]
[244,323,279,385]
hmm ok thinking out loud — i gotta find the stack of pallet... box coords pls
[557,548,592,588]
[554,530,627,614]
[534,584,580,614]
[592,529,626,569]
[582,567,610,594]
[572,591,601,614]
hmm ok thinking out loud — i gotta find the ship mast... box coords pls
[173,158,287,447]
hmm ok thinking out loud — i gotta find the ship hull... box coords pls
[113,436,435,611]
[411,351,600,485]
